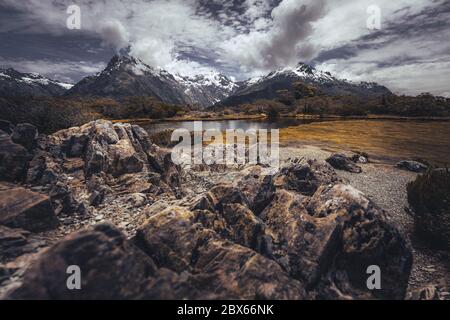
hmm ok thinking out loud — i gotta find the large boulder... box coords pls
[135,207,305,299]
[11,123,39,152]
[0,131,31,182]
[307,184,413,299]
[326,153,362,173]
[5,224,159,299]
[0,186,59,232]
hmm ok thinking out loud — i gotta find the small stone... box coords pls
[396,160,427,172]
[326,153,362,173]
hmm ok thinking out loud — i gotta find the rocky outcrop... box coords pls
[0,186,59,232]
[0,119,183,217]
[0,120,414,300]
[326,153,362,173]
[135,164,412,300]
[48,120,183,197]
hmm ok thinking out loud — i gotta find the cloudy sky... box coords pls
[0,0,449,96]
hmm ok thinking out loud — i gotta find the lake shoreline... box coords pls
[113,113,450,124]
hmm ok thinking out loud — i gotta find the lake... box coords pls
[139,118,450,165]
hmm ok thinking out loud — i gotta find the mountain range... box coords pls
[0,55,391,107]
[220,63,391,106]
[0,68,73,97]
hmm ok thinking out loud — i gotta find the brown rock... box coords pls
[273,159,341,195]
[307,184,413,299]
[326,153,362,173]
[6,224,159,299]
[260,189,341,286]
[190,239,305,299]
[234,166,275,214]
[136,206,305,299]
[0,186,58,232]
[407,285,440,300]
[0,225,47,261]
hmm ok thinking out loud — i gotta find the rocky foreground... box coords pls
[0,119,427,299]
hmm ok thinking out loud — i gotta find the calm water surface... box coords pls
[139,118,450,165]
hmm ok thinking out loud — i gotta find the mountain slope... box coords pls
[218,63,391,106]
[67,55,238,107]
[0,68,72,97]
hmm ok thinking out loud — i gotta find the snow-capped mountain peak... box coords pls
[0,68,73,97]
[220,61,391,106]
[66,54,240,107]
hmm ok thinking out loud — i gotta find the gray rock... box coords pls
[326,153,362,173]
[0,186,59,232]
[396,160,427,172]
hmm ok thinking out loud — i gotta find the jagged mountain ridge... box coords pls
[218,62,392,106]
[0,68,73,97]
[1,56,392,107]
[66,55,239,107]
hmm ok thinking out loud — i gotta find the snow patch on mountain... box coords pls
[0,68,73,96]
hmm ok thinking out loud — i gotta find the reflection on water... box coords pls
[142,118,318,133]
[140,119,450,165]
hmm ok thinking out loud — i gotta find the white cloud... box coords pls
[1,0,449,95]
[221,0,326,74]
